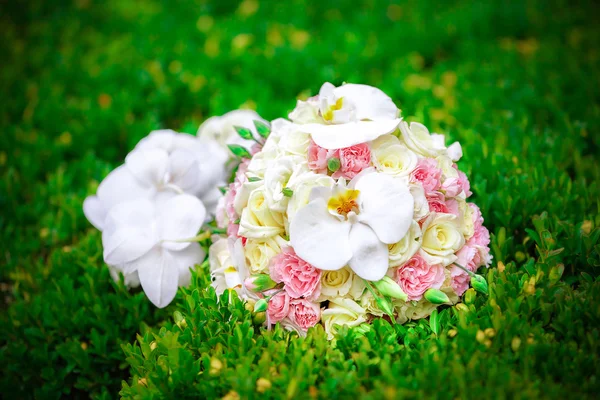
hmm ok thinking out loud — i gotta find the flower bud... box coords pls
[253,298,268,313]
[252,311,267,325]
[373,276,408,301]
[470,274,488,295]
[424,288,450,304]
[244,274,276,292]
[375,296,395,318]
[327,157,341,172]
[464,288,476,305]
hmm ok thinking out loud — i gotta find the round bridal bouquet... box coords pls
[210,82,492,338]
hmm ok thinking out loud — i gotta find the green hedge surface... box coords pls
[1,0,599,398]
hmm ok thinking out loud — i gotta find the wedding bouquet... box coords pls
[210,82,491,338]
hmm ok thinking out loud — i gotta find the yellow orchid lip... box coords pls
[322,97,344,122]
[327,188,360,217]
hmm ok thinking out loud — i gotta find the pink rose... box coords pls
[410,158,442,194]
[457,169,472,197]
[395,254,445,301]
[308,140,337,174]
[269,248,321,300]
[267,291,290,323]
[455,245,480,273]
[288,298,321,331]
[332,143,371,180]
[442,177,461,198]
[445,198,460,216]
[450,266,470,297]
[468,203,490,247]
[426,192,449,214]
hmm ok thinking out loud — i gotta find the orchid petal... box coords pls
[174,242,206,287]
[356,172,414,244]
[89,166,153,230]
[83,195,105,230]
[333,83,399,120]
[137,247,180,308]
[125,148,169,186]
[102,199,156,265]
[347,222,389,281]
[290,197,352,271]
[157,194,206,251]
[168,149,201,192]
[303,119,400,149]
[135,129,177,152]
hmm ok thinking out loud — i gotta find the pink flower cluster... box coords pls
[308,140,371,179]
[267,248,321,331]
[219,159,250,239]
[396,254,445,301]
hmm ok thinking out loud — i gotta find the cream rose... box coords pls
[394,298,438,324]
[359,291,385,317]
[238,187,285,239]
[420,212,465,266]
[371,134,418,179]
[389,220,422,267]
[273,118,313,156]
[244,235,287,274]
[399,121,446,158]
[317,267,356,301]
[322,298,367,340]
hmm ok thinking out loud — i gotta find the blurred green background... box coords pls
[1,0,599,398]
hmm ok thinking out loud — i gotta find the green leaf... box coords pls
[429,309,439,336]
[282,187,293,197]
[234,125,254,141]
[227,144,252,159]
[254,120,271,138]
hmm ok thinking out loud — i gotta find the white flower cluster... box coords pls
[84,110,267,307]
[210,82,491,338]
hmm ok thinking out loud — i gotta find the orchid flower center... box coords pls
[327,189,360,220]
[322,97,344,122]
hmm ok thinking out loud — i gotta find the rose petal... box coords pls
[125,148,169,186]
[303,119,401,149]
[157,194,206,250]
[290,197,352,271]
[347,222,389,281]
[137,247,180,308]
[355,172,414,244]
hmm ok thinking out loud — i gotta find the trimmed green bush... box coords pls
[1,0,599,398]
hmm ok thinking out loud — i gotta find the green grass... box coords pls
[1,0,599,398]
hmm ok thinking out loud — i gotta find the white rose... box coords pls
[389,220,422,267]
[246,147,278,179]
[244,235,287,275]
[409,183,430,220]
[371,134,418,179]
[285,171,335,223]
[420,213,465,266]
[322,298,367,340]
[399,121,446,158]
[238,187,285,239]
[271,118,312,156]
[264,156,307,213]
[462,201,475,239]
[318,267,356,301]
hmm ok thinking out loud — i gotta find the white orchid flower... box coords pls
[84,130,224,231]
[102,194,206,308]
[289,170,414,281]
[291,82,401,149]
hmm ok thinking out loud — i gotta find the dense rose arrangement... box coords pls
[210,82,492,338]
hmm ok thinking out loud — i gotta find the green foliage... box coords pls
[1,0,599,398]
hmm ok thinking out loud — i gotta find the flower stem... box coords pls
[453,262,475,277]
